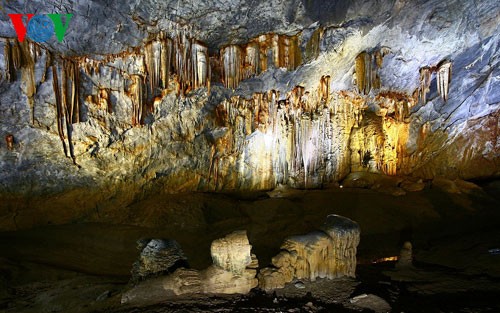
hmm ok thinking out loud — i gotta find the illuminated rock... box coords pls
[0,0,499,230]
[258,215,360,292]
[122,231,258,304]
[436,60,452,102]
[354,48,390,95]
[211,230,254,274]
[220,33,301,89]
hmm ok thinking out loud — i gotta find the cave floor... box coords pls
[1,185,500,312]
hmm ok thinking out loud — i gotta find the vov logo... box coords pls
[8,13,73,43]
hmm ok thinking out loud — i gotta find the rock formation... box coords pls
[0,0,498,230]
[396,241,413,270]
[122,230,258,304]
[258,215,360,291]
[131,239,188,283]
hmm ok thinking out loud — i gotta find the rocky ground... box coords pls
[1,178,500,312]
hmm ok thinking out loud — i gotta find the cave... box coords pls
[0,0,499,312]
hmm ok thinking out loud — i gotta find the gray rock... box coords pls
[131,239,188,283]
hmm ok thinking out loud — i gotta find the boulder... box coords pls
[131,239,188,283]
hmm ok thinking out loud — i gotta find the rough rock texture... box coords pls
[122,230,258,305]
[0,0,499,229]
[258,215,360,291]
[131,239,187,283]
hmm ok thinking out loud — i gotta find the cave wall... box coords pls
[0,0,498,228]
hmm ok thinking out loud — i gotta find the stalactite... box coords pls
[319,75,330,104]
[419,66,432,104]
[215,75,364,188]
[437,60,452,101]
[160,34,172,90]
[243,42,259,80]
[19,40,36,124]
[3,39,38,123]
[221,45,242,90]
[191,40,209,90]
[354,48,390,95]
[144,40,159,95]
[3,39,16,81]
[355,52,368,94]
[61,59,81,124]
[220,33,302,89]
[128,74,144,126]
[52,64,68,158]
[51,60,79,164]
[304,27,323,63]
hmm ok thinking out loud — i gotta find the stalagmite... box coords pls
[437,60,452,101]
[396,241,413,269]
[99,88,109,111]
[122,231,259,304]
[258,215,360,292]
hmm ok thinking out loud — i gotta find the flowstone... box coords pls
[258,215,360,291]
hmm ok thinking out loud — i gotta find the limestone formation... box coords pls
[437,60,452,102]
[131,239,188,283]
[221,33,301,89]
[396,241,413,269]
[211,230,254,274]
[354,47,390,95]
[122,231,258,304]
[0,0,499,231]
[258,215,360,291]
